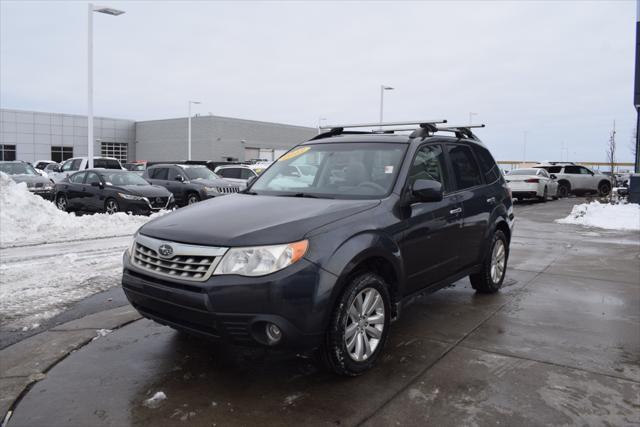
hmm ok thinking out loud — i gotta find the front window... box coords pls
[183,166,219,181]
[0,162,38,175]
[100,171,149,186]
[250,142,407,199]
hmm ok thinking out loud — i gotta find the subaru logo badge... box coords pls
[158,244,173,258]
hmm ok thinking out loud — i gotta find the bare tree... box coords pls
[605,121,616,199]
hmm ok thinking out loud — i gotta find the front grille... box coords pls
[129,235,228,282]
[35,182,44,188]
[149,197,168,208]
[216,186,240,194]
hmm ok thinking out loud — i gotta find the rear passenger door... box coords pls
[446,144,490,269]
[66,171,87,209]
[400,144,462,293]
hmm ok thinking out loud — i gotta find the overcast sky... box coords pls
[0,0,636,162]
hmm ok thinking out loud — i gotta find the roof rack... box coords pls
[312,120,447,140]
[311,120,485,141]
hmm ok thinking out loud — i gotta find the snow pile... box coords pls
[0,172,166,247]
[557,201,640,231]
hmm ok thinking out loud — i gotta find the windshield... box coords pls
[0,163,38,176]
[184,166,219,180]
[509,169,539,176]
[250,143,407,199]
[101,171,149,186]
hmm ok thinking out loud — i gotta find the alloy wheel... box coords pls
[56,196,67,211]
[188,195,199,205]
[106,200,118,214]
[490,239,506,283]
[344,287,385,362]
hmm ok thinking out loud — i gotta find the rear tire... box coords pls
[321,272,391,376]
[557,182,571,198]
[538,187,548,203]
[56,194,68,212]
[470,230,508,294]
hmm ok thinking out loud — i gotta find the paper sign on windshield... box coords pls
[279,147,311,161]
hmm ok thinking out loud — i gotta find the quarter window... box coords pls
[0,145,17,161]
[408,144,448,191]
[150,168,168,180]
[473,146,500,183]
[446,145,483,190]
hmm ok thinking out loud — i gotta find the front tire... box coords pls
[186,193,200,205]
[598,181,611,197]
[557,182,571,198]
[322,272,391,376]
[56,194,68,212]
[470,230,508,294]
[105,198,119,214]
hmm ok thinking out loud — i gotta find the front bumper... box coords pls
[119,197,175,215]
[121,252,334,350]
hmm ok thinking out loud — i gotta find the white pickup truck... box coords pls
[533,162,612,197]
[48,157,124,182]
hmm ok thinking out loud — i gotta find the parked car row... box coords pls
[0,161,56,200]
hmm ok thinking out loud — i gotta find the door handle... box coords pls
[449,207,462,215]
[486,197,496,204]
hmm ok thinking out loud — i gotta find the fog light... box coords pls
[265,323,282,344]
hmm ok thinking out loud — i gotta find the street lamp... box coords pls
[87,4,125,169]
[379,85,394,128]
[187,100,201,160]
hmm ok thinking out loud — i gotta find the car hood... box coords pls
[9,175,51,185]
[189,178,238,187]
[140,194,380,247]
[114,185,170,197]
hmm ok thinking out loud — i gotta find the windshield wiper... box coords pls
[280,192,327,199]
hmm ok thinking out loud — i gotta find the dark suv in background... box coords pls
[123,120,514,376]
[143,164,241,206]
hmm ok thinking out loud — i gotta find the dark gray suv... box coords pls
[123,121,514,376]
[143,164,241,206]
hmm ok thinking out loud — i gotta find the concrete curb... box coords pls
[0,305,141,423]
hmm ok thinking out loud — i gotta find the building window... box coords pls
[51,146,74,163]
[0,145,16,161]
[100,142,128,162]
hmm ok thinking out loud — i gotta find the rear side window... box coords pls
[149,168,168,180]
[94,159,121,169]
[473,146,500,183]
[219,168,241,179]
[408,144,449,191]
[446,145,483,190]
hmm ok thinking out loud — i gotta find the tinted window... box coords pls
[69,172,86,183]
[101,171,149,186]
[219,168,241,179]
[446,145,483,190]
[150,168,168,180]
[240,169,255,180]
[473,146,500,183]
[408,144,448,191]
[93,159,121,169]
[85,172,101,185]
[184,166,219,180]
[564,166,580,174]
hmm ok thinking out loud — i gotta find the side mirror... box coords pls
[175,175,184,182]
[411,179,443,203]
[90,181,103,188]
[550,174,557,180]
[52,166,61,173]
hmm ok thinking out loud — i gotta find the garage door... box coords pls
[259,148,274,162]
[244,147,260,161]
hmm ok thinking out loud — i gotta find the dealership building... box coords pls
[0,108,316,164]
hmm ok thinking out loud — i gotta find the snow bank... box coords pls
[557,201,640,231]
[0,172,165,247]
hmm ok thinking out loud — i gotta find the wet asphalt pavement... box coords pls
[6,198,640,426]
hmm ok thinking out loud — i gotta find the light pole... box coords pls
[187,100,201,160]
[379,85,394,128]
[87,4,125,169]
[317,117,327,134]
[468,112,478,125]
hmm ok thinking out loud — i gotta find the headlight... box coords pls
[118,193,146,201]
[204,187,219,195]
[43,184,53,190]
[127,233,137,257]
[214,240,308,277]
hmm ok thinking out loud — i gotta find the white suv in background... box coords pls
[48,157,124,182]
[533,162,612,197]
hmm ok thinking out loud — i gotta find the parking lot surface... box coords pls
[6,198,640,426]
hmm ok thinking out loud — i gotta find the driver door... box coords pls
[399,144,462,294]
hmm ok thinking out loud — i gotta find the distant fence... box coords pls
[497,161,635,172]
